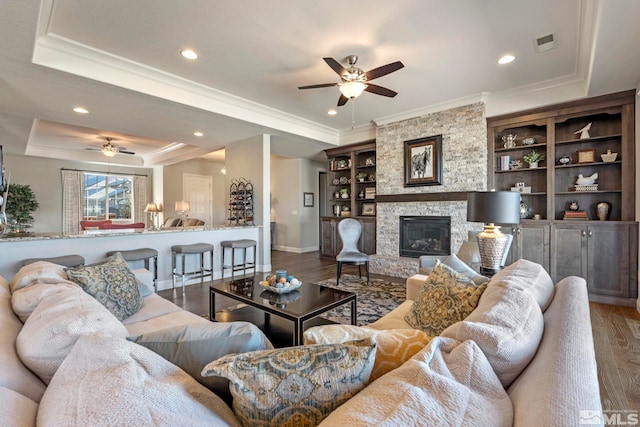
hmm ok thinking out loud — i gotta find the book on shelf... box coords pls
[563,210,588,220]
[496,155,511,171]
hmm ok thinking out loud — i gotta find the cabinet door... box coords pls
[359,219,376,255]
[587,225,631,298]
[519,224,550,270]
[552,224,587,282]
[320,219,336,257]
[503,224,550,270]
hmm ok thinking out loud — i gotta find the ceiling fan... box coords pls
[86,137,135,157]
[298,55,404,106]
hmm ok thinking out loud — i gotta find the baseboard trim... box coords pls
[588,293,637,307]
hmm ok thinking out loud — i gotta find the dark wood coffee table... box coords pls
[210,276,356,346]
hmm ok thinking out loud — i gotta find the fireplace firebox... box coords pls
[399,216,451,258]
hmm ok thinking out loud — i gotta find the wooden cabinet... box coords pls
[504,223,551,271]
[320,217,376,257]
[487,90,637,305]
[551,222,638,303]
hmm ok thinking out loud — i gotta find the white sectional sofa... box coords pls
[1,258,602,426]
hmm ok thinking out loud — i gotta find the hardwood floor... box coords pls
[159,249,640,412]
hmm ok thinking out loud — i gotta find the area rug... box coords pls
[316,274,406,326]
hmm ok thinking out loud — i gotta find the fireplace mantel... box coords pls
[375,192,469,203]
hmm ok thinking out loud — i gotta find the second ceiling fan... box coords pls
[298,55,404,106]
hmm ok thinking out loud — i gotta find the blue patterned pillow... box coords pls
[202,339,376,427]
[66,253,143,321]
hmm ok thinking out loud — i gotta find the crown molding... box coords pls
[32,17,341,146]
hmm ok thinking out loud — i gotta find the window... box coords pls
[83,173,133,220]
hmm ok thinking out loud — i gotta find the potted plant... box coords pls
[339,188,350,199]
[523,150,545,168]
[356,172,368,182]
[5,183,39,234]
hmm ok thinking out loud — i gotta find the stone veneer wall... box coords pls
[372,103,488,278]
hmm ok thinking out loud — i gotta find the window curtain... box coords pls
[61,170,84,233]
[133,175,147,223]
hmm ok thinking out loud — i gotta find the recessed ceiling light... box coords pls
[180,49,198,60]
[73,107,89,114]
[193,131,204,137]
[498,55,515,65]
[328,109,337,116]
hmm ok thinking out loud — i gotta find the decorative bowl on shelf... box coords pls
[259,280,302,294]
[600,151,618,162]
[522,137,536,145]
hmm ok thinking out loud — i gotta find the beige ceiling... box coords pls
[0,0,638,168]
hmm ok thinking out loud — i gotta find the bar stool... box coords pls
[220,239,257,279]
[106,248,158,291]
[171,243,214,292]
[21,255,85,268]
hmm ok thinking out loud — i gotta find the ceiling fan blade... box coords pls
[337,94,349,106]
[118,149,136,155]
[364,61,404,81]
[85,147,101,151]
[298,83,339,90]
[323,57,348,77]
[365,83,398,98]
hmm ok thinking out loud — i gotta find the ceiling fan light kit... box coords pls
[339,81,366,99]
[101,141,118,157]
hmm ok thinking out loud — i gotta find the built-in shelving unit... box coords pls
[487,90,637,306]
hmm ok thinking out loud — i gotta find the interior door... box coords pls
[183,174,212,225]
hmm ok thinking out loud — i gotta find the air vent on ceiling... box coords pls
[534,33,556,53]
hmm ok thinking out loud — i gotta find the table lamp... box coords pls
[466,191,520,274]
[144,202,160,229]
[175,200,190,228]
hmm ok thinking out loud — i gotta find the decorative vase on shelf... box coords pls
[596,202,612,221]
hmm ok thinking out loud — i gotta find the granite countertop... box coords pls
[0,224,261,242]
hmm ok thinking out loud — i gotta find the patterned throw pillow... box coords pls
[66,253,143,321]
[404,261,487,336]
[202,340,376,427]
[303,325,432,380]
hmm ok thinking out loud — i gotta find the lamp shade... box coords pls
[175,200,190,212]
[339,81,366,99]
[144,202,159,213]
[467,191,520,224]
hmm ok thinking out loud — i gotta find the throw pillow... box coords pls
[404,261,487,336]
[303,325,432,380]
[129,322,273,401]
[202,340,376,427]
[16,285,128,384]
[441,278,544,388]
[38,334,241,427]
[66,252,143,321]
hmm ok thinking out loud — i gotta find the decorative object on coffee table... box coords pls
[466,191,520,275]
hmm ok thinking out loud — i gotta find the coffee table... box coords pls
[210,276,356,346]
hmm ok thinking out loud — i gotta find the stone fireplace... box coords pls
[368,102,487,278]
[399,216,451,258]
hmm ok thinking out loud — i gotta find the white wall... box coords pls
[270,156,324,252]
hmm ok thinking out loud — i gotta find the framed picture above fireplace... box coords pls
[404,134,443,187]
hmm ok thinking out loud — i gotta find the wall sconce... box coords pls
[175,200,190,228]
[144,202,161,230]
